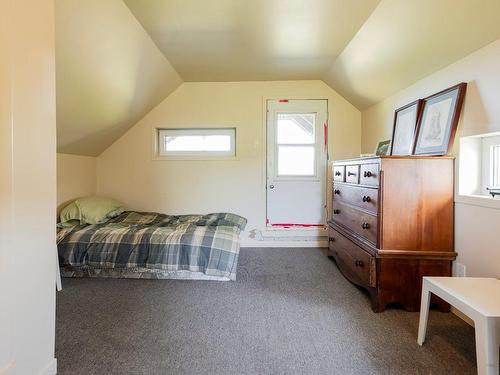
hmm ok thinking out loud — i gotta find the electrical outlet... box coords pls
[452,262,466,277]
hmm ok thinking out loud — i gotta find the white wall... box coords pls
[97,81,361,244]
[57,153,97,213]
[362,38,500,278]
[0,1,57,374]
[0,3,13,370]
[455,203,500,277]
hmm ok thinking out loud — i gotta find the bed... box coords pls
[57,211,247,281]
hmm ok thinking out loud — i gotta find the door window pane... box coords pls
[278,146,315,176]
[277,114,315,144]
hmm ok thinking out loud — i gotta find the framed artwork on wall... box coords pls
[390,100,422,156]
[413,83,467,156]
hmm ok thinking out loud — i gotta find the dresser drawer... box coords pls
[333,184,379,214]
[345,165,360,184]
[332,202,378,244]
[333,165,345,182]
[328,226,376,287]
[359,163,380,186]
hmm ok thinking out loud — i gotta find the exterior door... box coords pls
[266,99,328,227]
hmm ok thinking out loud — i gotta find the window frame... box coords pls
[155,127,236,159]
[489,144,500,189]
[481,135,500,193]
[457,132,500,209]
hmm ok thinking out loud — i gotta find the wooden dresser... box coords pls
[328,156,456,312]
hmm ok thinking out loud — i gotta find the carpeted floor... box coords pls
[56,248,477,374]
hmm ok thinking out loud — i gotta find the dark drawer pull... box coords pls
[347,171,356,176]
[362,196,371,202]
[334,189,341,195]
[361,222,370,229]
[334,171,342,176]
[355,260,364,267]
[329,237,335,242]
[333,209,341,214]
[363,171,373,178]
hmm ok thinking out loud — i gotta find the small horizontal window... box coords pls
[157,128,236,157]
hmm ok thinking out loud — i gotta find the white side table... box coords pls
[417,277,500,375]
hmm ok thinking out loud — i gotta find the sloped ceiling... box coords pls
[56,0,182,156]
[56,0,500,155]
[323,0,500,109]
[123,0,380,82]
[125,0,500,110]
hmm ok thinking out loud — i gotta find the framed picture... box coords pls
[413,83,467,155]
[390,100,422,156]
[375,140,391,156]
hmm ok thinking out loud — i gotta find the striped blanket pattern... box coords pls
[57,211,247,280]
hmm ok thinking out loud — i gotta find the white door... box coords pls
[266,99,328,227]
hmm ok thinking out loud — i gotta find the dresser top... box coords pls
[333,155,455,163]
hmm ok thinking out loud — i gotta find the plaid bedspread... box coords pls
[57,211,247,280]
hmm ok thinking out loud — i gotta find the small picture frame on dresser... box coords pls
[374,140,391,156]
[390,100,422,156]
[413,83,467,155]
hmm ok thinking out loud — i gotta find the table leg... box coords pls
[55,245,62,291]
[474,317,499,375]
[417,281,431,346]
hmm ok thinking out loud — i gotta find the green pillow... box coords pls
[59,196,124,226]
[59,202,82,227]
[59,202,81,225]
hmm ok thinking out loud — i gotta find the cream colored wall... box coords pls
[57,153,97,213]
[362,38,500,278]
[97,81,361,244]
[0,0,57,374]
[362,38,500,153]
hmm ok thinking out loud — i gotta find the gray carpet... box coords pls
[56,248,476,374]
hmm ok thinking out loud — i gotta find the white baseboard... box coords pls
[38,358,57,375]
[241,228,328,247]
[241,238,327,248]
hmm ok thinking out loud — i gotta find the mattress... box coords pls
[57,211,247,281]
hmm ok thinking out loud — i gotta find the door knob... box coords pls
[269,185,274,189]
